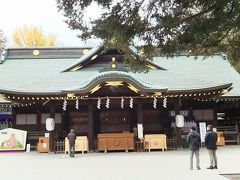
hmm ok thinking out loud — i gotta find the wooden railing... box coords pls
[27,131,46,139]
[167,137,178,150]
[216,125,238,134]
[55,140,65,154]
[27,131,47,149]
[216,125,239,144]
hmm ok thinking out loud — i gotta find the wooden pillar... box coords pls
[12,108,16,128]
[36,110,41,132]
[88,103,94,151]
[49,103,55,119]
[49,102,55,152]
[213,102,218,126]
[174,98,181,148]
[137,102,143,124]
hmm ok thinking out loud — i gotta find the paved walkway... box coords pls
[1,146,240,180]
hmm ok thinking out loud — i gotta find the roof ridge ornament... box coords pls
[99,55,129,73]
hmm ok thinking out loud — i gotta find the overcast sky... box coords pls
[0,0,101,47]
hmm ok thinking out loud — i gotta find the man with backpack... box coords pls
[187,126,201,170]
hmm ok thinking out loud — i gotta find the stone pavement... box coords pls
[1,146,240,180]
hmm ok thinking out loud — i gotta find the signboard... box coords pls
[0,128,27,151]
[199,122,207,143]
[137,124,143,139]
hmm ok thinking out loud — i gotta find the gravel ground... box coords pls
[1,145,240,180]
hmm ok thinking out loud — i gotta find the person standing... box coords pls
[67,129,76,157]
[205,125,218,169]
[187,126,201,170]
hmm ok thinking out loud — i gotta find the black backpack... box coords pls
[192,137,201,149]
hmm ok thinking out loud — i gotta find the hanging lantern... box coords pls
[46,118,55,131]
[175,114,184,128]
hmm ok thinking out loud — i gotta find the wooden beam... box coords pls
[137,102,143,124]
[174,98,181,148]
[36,110,41,132]
[88,103,94,151]
[213,102,218,126]
[49,102,55,152]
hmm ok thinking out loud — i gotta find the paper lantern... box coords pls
[46,118,55,131]
[175,114,184,128]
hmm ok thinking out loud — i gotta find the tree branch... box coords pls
[180,4,216,23]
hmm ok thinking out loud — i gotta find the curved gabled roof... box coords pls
[62,45,104,72]
[61,45,166,72]
[62,71,168,93]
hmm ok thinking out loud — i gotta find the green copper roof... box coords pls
[0,47,237,96]
[153,54,240,97]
